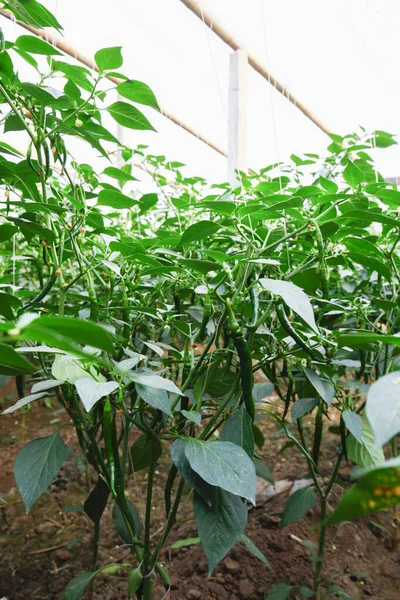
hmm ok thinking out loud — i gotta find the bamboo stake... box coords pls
[180,0,331,135]
[0,9,228,157]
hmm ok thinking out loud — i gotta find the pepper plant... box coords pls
[1,3,400,600]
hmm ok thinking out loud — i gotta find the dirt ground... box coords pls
[0,377,399,600]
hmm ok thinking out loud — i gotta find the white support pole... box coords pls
[228,49,248,186]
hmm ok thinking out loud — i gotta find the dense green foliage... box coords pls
[1,2,400,599]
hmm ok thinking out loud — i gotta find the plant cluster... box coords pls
[1,3,400,599]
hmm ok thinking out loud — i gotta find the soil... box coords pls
[0,377,399,600]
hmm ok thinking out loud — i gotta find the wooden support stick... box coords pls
[0,9,228,157]
[181,0,331,135]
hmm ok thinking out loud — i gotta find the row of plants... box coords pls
[1,2,400,599]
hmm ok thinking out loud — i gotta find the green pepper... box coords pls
[225,300,255,421]
[276,303,319,362]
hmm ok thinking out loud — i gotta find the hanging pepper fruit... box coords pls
[276,303,319,362]
[225,299,255,421]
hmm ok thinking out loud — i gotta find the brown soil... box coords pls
[0,378,399,600]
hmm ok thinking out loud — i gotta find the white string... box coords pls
[259,0,282,191]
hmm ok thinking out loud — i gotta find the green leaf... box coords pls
[183,438,256,504]
[178,221,221,246]
[342,411,363,443]
[74,378,119,412]
[265,583,294,600]
[84,477,110,525]
[129,434,162,472]
[112,499,141,541]
[0,223,17,241]
[0,343,36,376]
[14,35,61,55]
[102,166,137,182]
[343,161,365,187]
[254,460,274,484]
[22,316,114,354]
[171,439,213,506]
[117,80,159,109]
[181,410,202,425]
[170,537,201,550]
[97,189,139,209]
[0,291,22,319]
[326,458,400,525]
[6,0,62,30]
[260,278,318,332]
[62,571,96,600]
[2,391,47,415]
[366,371,400,447]
[128,566,143,597]
[240,533,272,569]
[348,252,391,280]
[304,368,335,405]
[346,423,385,468]
[94,46,123,72]
[135,383,173,417]
[338,332,400,349]
[291,398,318,421]
[220,404,254,457]
[252,382,274,402]
[107,101,156,131]
[14,430,68,512]
[130,373,183,396]
[281,486,317,528]
[194,488,247,574]
[342,236,385,260]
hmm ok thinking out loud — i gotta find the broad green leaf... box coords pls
[343,161,365,187]
[171,439,213,506]
[94,46,123,72]
[97,189,139,209]
[62,571,96,600]
[128,566,143,597]
[6,0,62,30]
[326,458,400,525]
[112,499,141,541]
[183,438,256,504]
[220,405,254,457]
[366,371,400,447]
[14,430,68,512]
[129,434,162,472]
[181,410,202,425]
[0,292,22,319]
[0,223,17,242]
[338,210,399,228]
[304,368,335,405]
[291,398,318,421]
[338,332,400,349]
[348,252,391,280]
[343,236,385,260]
[22,316,115,354]
[260,278,318,332]
[240,533,272,568]
[342,410,363,443]
[130,373,183,396]
[84,477,110,525]
[14,35,61,55]
[254,460,274,484]
[52,355,105,385]
[74,378,119,412]
[102,166,137,182]
[252,382,274,402]
[107,101,155,131]
[2,391,47,415]
[31,379,65,393]
[170,537,200,550]
[178,221,221,247]
[194,488,247,574]
[281,486,317,528]
[347,423,385,468]
[0,343,36,375]
[135,383,173,416]
[117,80,159,109]
[265,583,294,600]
